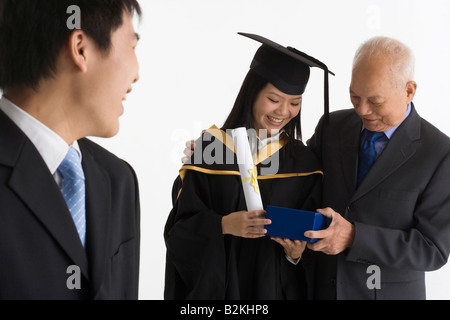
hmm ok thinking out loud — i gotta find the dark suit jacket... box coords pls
[306,103,450,300]
[0,109,140,300]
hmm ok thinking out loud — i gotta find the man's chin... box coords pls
[363,120,382,132]
[92,124,120,139]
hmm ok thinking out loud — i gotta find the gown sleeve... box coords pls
[164,169,227,299]
[280,169,322,299]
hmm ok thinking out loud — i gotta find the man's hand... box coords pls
[181,140,196,163]
[222,210,271,239]
[305,207,355,255]
[182,129,207,163]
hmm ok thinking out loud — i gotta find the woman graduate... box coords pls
[164,33,334,300]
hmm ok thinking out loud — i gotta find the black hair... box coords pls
[0,0,141,91]
[222,69,302,142]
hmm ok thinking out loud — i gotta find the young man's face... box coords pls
[83,12,140,138]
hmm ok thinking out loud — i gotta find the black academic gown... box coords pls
[164,126,322,300]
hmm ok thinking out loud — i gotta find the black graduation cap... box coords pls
[238,32,334,120]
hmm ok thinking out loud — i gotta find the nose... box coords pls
[133,56,140,84]
[274,101,290,117]
[357,100,373,117]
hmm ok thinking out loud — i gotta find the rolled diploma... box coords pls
[232,127,264,212]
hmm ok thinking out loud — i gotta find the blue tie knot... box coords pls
[365,130,385,143]
[357,130,386,186]
[58,147,85,181]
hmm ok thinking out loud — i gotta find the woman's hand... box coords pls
[271,237,307,260]
[222,210,271,238]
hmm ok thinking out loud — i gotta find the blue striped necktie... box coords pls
[357,130,385,186]
[57,147,86,247]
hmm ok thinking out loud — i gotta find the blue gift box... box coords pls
[265,205,329,243]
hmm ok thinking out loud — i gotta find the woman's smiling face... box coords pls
[252,82,302,136]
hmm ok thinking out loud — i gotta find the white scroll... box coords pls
[232,127,264,212]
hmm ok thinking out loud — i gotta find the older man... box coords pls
[305,37,450,299]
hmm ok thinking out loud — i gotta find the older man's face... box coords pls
[349,55,415,132]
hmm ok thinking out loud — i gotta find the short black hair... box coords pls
[0,0,141,91]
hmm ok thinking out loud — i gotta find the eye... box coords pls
[370,101,382,107]
[350,96,361,105]
[291,102,300,107]
[268,97,279,103]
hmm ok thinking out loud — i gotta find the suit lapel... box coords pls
[351,104,421,203]
[79,139,111,299]
[339,114,362,195]
[4,128,89,278]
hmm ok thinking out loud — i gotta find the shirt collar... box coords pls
[0,96,81,174]
[248,130,281,154]
[362,103,412,139]
[257,131,281,149]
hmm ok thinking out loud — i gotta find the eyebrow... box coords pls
[268,92,302,99]
[350,90,383,101]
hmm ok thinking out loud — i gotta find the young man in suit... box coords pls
[0,0,141,299]
[305,37,450,299]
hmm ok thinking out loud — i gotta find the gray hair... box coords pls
[353,36,415,88]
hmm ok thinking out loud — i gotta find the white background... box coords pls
[90,0,450,299]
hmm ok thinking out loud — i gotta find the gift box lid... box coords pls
[265,205,329,243]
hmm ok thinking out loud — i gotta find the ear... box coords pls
[405,81,417,104]
[68,30,89,73]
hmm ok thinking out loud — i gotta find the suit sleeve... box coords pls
[123,161,141,299]
[306,115,325,162]
[347,151,450,271]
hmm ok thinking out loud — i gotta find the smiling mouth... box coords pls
[122,88,133,101]
[267,115,283,124]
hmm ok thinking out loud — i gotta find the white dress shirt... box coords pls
[249,130,282,153]
[0,96,81,187]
